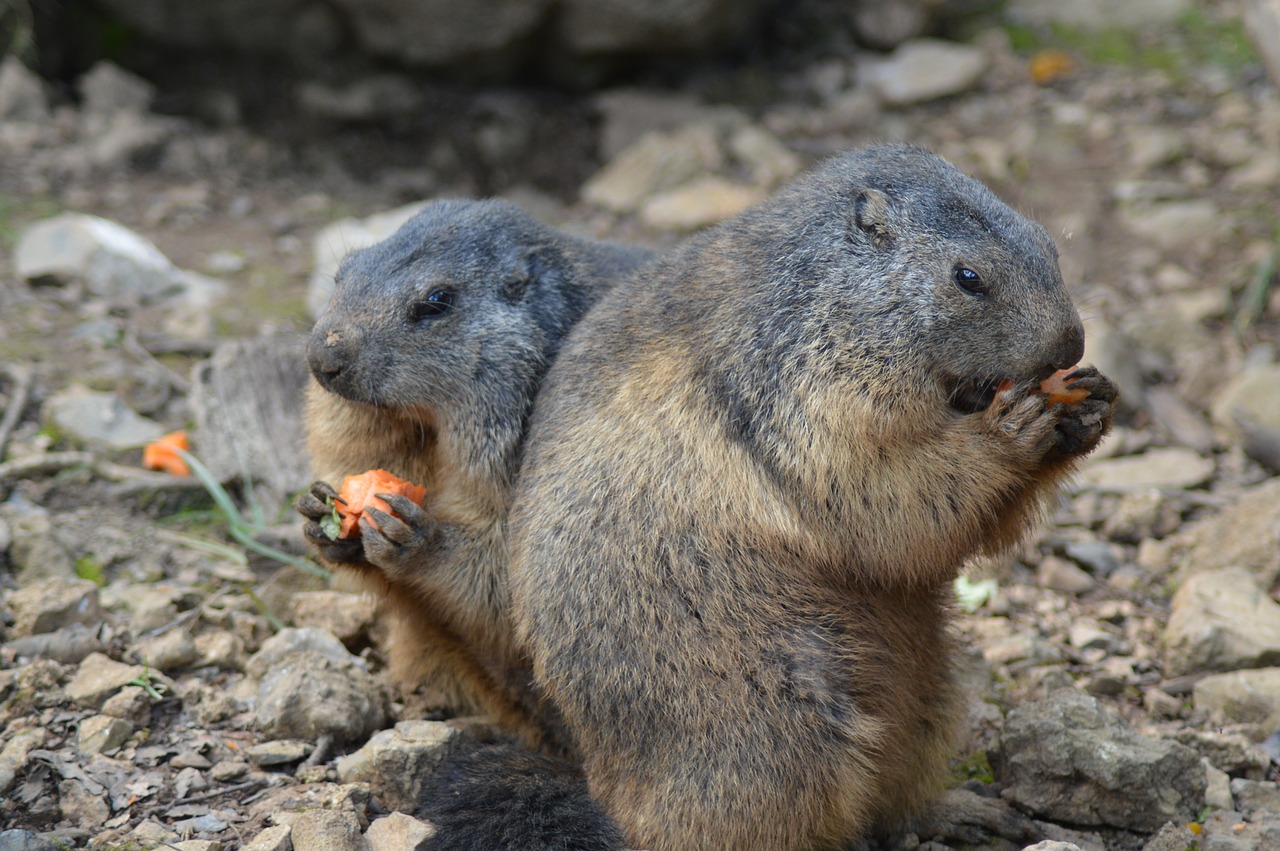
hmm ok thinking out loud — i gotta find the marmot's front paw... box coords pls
[297,480,368,568]
[360,492,441,581]
[1045,366,1118,462]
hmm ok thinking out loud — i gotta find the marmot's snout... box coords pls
[1049,320,1085,373]
[308,324,358,391]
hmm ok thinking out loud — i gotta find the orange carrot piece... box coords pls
[142,430,191,476]
[334,469,428,539]
[1039,369,1090,406]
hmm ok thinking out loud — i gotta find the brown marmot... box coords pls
[418,145,1118,851]
[296,198,654,746]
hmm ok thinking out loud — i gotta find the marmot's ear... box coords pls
[501,251,537,303]
[851,189,892,247]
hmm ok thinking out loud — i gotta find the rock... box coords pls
[78,62,155,117]
[335,720,468,812]
[996,689,1205,832]
[726,125,802,189]
[1232,778,1280,817]
[1141,822,1199,851]
[101,686,154,728]
[290,592,377,649]
[554,0,770,57]
[0,57,48,122]
[1076,447,1213,493]
[131,820,180,845]
[246,739,313,766]
[1162,478,1280,585]
[1163,567,1280,677]
[46,386,166,451]
[118,584,181,634]
[132,628,199,673]
[593,88,714,160]
[365,813,436,851]
[0,503,76,581]
[1036,555,1096,594]
[172,842,220,851]
[981,630,1062,667]
[1144,386,1216,455]
[246,627,360,678]
[1212,363,1280,468]
[330,0,548,67]
[77,714,133,755]
[1005,0,1192,29]
[1249,0,1280,91]
[188,334,311,514]
[296,74,422,122]
[1194,667,1280,729]
[640,177,766,232]
[193,630,246,670]
[850,0,944,49]
[287,808,361,851]
[0,831,61,851]
[581,123,724,214]
[307,202,426,318]
[64,652,153,708]
[241,824,292,851]
[1120,200,1221,255]
[1172,729,1273,778]
[1203,762,1234,811]
[14,213,188,304]
[0,728,46,796]
[5,578,103,638]
[866,39,990,107]
[1021,843,1086,851]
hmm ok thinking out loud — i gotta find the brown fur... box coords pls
[502,145,1118,850]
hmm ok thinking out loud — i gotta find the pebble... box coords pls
[246,739,313,766]
[1037,555,1096,594]
[77,714,134,755]
[1,503,78,581]
[6,578,104,638]
[866,39,989,107]
[193,630,245,670]
[0,56,49,122]
[640,177,766,232]
[1163,567,1280,677]
[240,825,291,851]
[46,386,166,450]
[1173,729,1273,778]
[255,650,390,743]
[1204,763,1234,811]
[14,213,182,304]
[64,652,153,708]
[996,689,1205,832]
[78,61,155,117]
[1194,668,1280,730]
[1080,317,1147,413]
[1120,199,1222,254]
[581,123,723,214]
[1077,447,1214,493]
[101,686,153,728]
[364,813,437,851]
[1163,478,1280,584]
[336,720,466,813]
[0,729,47,796]
[132,628,199,673]
[1212,363,1280,469]
[288,809,362,851]
[1231,779,1280,817]
[290,592,378,649]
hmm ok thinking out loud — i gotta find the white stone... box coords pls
[866,39,989,107]
[15,213,180,303]
[1076,447,1213,493]
[307,202,426,318]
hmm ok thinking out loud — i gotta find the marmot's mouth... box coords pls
[947,376,1005,414]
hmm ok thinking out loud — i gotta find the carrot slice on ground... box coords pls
[334,469,428,539]
[1039,369,1090,406]
[143,430,191,476]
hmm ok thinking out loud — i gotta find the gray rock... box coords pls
[1141,822,1200,851]
[46,386,166,451]
[555,0,770,56]
[1247,0,1280,90]
[1081,316,1147,414]
[1172,729,1273,778]
[639,177,766,232]
[0,57,48,122]
[1231,778,1280,817]
[0,831,61,851]
[78,61,155,116]
[1121,200,1222,255]
[240,825,292,851]
[1163,567,1280,677]
[77,714,134,754]
[0,502,75,581]
[1005,0,1192,29]
[581,123,725,214]
[15,213,182,303]
[1212,363,1280,469]
[132,628,199,673]
[5,578,103,638]
[1204,762,1234,811]
[64,652,156,708]
[850,0,945,49]
[335,720,468,812]
[0,729,47,796]
[866,39,989,107]
[246,739,313,766]
[296,74,422,122]
[996,689,1205,831]
[246,627,360,679]
[193,630,247,670]
[307,202,426,318]
[131,820,180,845]
[1077,447,1214,493]
[331,0,548,67]
[1162,478,1280,585]
[254,648,390,743]
[3,623,108,665]
[1194,668,1280,729]
[288,808,361,851]
[364,813,436,851]
[1036,556,1096,594]
[290,592,377,649]
[1021,843,1086,851]
[101,685,154,728]
[593,88,713,160]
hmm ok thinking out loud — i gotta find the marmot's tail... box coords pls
[418,741,626,851]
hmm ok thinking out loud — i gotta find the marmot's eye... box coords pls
[952,266,986,295]
[410,290,455,321]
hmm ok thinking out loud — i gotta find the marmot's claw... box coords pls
[302,519,367,566]
[295,481,336,521]
[1063,366,1120,407]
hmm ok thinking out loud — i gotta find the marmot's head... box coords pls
[765,144,1084,414]
[307,199,576,426]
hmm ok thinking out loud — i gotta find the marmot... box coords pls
[423,145,1117,850]
[296,198,655,746]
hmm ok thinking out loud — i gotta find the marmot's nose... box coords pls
[1050,321,1086,371]
[307,326,355,383]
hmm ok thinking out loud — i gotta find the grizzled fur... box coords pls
[297,199,654,748]
[431,145,1117,851]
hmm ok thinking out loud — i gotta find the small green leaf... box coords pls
[954,575,998,613]
[320,496,343,541]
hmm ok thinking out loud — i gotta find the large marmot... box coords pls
[297,199,654,747]
[421,145,1118,850]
